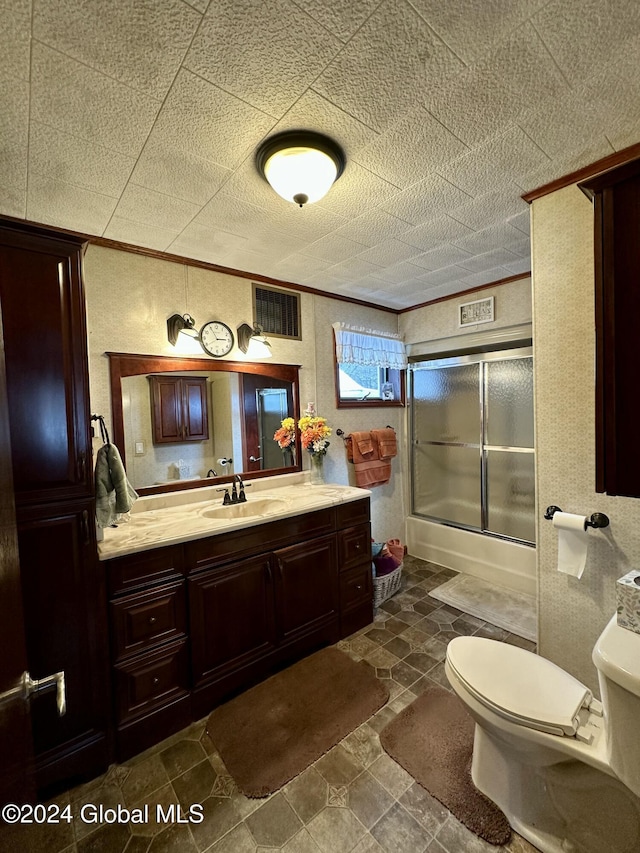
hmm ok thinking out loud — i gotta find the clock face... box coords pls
[200,321,234,358]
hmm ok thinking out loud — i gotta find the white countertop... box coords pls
[98,472,370,560]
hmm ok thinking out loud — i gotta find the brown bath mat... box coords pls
[206,646,389,797]
[379,685,511,846]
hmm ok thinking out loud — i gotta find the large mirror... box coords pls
[107,352,301,496]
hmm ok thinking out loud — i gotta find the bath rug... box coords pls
[379,685,511,846]
[206,646,389,797]
[429,573,537,642]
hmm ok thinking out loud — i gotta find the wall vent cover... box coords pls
[253,284,301,339]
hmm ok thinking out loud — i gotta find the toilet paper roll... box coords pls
[552,512,589,578]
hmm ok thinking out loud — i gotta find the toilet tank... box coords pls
[592,615,640,797]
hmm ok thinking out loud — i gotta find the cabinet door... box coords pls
[0,226,92,503]
[17,499,109,790]
[182,377,209,440]
[273,534,339,644]
[150,375,209,443]
[189,554,276,687]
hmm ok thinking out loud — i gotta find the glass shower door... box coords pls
[411,362,482,529]
[411,349,535,545]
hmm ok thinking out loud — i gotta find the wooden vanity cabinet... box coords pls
[104,498,372,759]
[149,374,209,444]
[107,544,190,760]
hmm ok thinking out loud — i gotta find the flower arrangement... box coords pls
[298,415,331,457]
[273,417,296,450]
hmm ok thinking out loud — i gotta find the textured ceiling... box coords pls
[2,0,640,309]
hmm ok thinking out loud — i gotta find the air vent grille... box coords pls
[254,285,301,339]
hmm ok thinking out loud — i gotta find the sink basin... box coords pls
[200,497,289,520]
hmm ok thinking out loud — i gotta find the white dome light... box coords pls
[256,131,346,208]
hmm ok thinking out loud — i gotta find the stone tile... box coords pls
[394,610,424,626]
[77,822,131,853]
[327,785,348,807]
[315,744,364,786]
[341,723,384,769]
[284,767,328,823]
[388,690,416,714]
[348,770,395,829]
[145,823,197,852]
[365,628,397,646]
[504,832,541,853]
[0,794,75,853]
[205,822,257,853]
[419,637,448,662]
[376,668,391,679]
[367,706,397,734]
[188,796,245,852]
[364,647,401,669]
[434,815,499,852]
[381,617,411,635]
[475,623,509,641]
[425,839,448,852]
[281,828,323,852]
[504,635,536,653]
[244,793,302,847]
[368,755,414,799]
[72,780,127,841]
[384,636,412,659]
[399,783,449,835]
[379,598,402,616]
[171,759,217,808]
[306,807,366,853]
[398,626,432,646]
[426,607,461,625]
[211,776,237,798]
[389,660,421,689]
[130,784,180,839]
[413,600,440,616]
[160,739,207,780]
[403,652,440,674]
[350,635,380,657]
[349,834,386,853]
[371,802,433,853]
[122,755,171,807]
[124,836,152,853]
[425,664,453,692]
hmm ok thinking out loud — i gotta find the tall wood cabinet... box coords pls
[0,219,109,794]
[580,159,640,497]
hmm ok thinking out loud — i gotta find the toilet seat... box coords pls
[446,636,593,737]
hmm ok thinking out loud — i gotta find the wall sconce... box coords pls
[255,130,346,207]
[167,313,199,346]
[237,323,272,358]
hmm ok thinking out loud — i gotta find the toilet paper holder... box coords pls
[544,506,610,529]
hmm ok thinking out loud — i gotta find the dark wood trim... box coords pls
[106,352,301,496]
[398,273,530,314]
[521,142,640,204]
[0,213,398,313]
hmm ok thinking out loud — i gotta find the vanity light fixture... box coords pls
[167,313,200,346]
[255,130,346,207]
[237,323,272,358]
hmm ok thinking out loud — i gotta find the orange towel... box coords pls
[353,458,391,488]
[371,428,397,460]
[346,431,376,464]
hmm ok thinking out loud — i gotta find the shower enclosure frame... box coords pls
[409,345,535,547]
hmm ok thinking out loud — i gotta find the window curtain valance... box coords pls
[333,323,407,369]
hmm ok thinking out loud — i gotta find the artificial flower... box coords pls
[298,415,331,457]
[273,416,296,449]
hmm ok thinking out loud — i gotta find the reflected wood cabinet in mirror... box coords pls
[580,158,640,498]
[107,352,301,496]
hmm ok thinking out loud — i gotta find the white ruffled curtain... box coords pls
[332,322,407,369]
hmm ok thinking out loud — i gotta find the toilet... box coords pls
[444,615,640,853]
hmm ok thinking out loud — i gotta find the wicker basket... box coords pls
[373,563,403,608]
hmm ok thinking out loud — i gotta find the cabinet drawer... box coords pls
[340,562,373,611]
[114,639,189,725]
[111,580,186,662]
[107,544,184,596]
[336,498,370,530]
[338,523,371,571]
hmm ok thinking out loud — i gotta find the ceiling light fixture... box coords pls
[255,130,346,207]
[237,323,272,358]
[167,313,200,346]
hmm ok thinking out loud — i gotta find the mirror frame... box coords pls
[107,352,301,496]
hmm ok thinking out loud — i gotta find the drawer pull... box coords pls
[356,584,362,591]
[149,616,157,625]
[354,542,361,550]
[152,676,160,685]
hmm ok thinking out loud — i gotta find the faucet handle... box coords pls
[216,487,231,505]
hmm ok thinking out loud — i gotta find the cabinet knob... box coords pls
[354,542,361,550]
[356,584,362,591]
[149,616,157,625]
[152,676,160,685]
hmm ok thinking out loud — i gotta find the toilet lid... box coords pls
[446,637,592,736]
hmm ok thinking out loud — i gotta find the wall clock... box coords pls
[200,320,234,358]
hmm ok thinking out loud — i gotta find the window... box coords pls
[333,323,407,408]
[253,284,301,339]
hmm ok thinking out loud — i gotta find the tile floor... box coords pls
[1,557,540,853]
